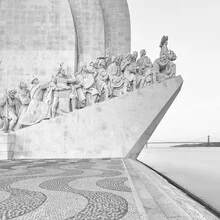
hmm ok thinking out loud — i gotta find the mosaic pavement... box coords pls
[0,159,140,220]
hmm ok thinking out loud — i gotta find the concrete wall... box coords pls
[98,0,131,56]
[0,133,15,160]
[13,76,183,159]
[0,0,77,92]
[68,0,105,68]
[0,0,131,91]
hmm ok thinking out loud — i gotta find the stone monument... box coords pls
[0,0,183,160]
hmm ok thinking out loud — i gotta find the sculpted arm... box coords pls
[40,82,50,90]
[121,60,130,71]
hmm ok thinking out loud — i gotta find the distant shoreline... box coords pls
[171,143,220,148]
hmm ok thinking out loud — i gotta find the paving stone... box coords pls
[0,159,141,220]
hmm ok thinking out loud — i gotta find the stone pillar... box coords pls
[0,133,15,160]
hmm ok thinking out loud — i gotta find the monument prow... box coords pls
[7,76,183,159]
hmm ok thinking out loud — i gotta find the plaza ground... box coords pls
[0,158,218,220]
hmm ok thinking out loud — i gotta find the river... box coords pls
[138,147,220,212]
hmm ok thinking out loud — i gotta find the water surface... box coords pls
[138,147,220,212]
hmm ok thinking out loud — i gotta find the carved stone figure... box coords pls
[72,73,86,109]
[0,103,8,132]
[0,39,179,133]
[76,64,99,106]
[117,54,124,66]
[121,51,137,92]
[43,76,58,117]
[154,36,177,82]
[136,49,153,88]
[19,78,51,126]
[108,56,126,97]
[16,82,31,129]
[92,58,110,102]
[0,90,20,131]
[51,66,79,115]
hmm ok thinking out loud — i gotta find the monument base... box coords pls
[10,76,183,160]
[0,133,15,160]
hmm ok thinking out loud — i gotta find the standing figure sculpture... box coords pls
[0,90,20,131]
[108,56,126,97]
[19,78,51,126]
[93,58,110,102]
[121,51,138,92]
[136,49,153,88]
[51,65,79,116]
[16,82,31,129]
[76,64,99,106]
[153,36,177,82]
[43,76,58,117]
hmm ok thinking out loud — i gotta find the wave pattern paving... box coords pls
[0,159,140,220]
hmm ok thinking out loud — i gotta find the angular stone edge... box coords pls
[126,79,183,159]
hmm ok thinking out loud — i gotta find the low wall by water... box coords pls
[138,147,220,214]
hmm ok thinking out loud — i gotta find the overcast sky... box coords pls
[128,0,220,142]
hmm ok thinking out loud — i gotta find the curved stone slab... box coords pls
[0,0,77,92]
[98,0,131,56]
[68,0,105,68]
[13,76,183,159]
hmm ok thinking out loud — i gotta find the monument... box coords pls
[0,0,182,160]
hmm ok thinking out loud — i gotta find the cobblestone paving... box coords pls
[0,159,140,220]
[96,177,131,192]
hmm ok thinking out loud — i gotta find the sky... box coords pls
[127,0,220,142]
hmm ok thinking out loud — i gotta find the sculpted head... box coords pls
[140,49,146,57]
[159,55,167,63]
[113,56,120,65]
[51,76,57,84]
[19,82,27,89]
[90,59,99,69]
[118,54,124,63]
[124,53,132,61]
[80,63,87,73]
[57,63,64,75]
[8,89,17,98]
[58,68,66,77]
[159,35,168,48]
[132,51,138,61]
[99,59,106,68]
[31,78,39,85]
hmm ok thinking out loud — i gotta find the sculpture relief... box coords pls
[18,78,51,127]
[136,49,153,88]
[0,36,178,132]
[0,90,20,131]
[108,56,126,97]
[121,52,138,92]
[153,36,177,82]
[16,82,31,129]
[76,64,99,106]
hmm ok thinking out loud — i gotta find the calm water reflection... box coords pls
[138,147,220,212]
